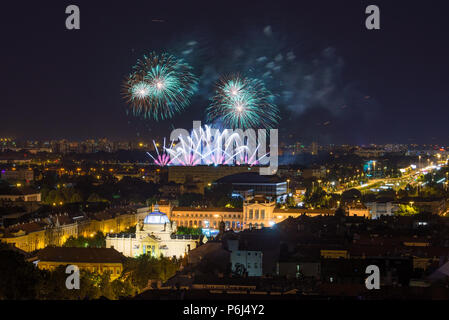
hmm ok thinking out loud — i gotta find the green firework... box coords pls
[207,74,280,129]
[123,52,198,121]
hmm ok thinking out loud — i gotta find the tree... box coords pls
[0,248,42,299]
[40,187,51,203]
[176,226,203,235]
[178,193,203,207]
[122,255,181,292]
[146,196,158,206]
[0,244,125,300]
[45,189,58,204]
[63,236,88,248]
[37,266,110,300]
[91,231,106,247]
[111,278,136,298]
[286,196,296,208]
[87,193,106,203]
[305,186,329,208]
[341,188,362,204]
[54,190,66,204]
[62,187,74,203]
[396,204,419,216]
[63,231,105,248]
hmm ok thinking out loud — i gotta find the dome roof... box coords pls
[143,211,170,225]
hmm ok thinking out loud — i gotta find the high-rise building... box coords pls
[311,142,318,155]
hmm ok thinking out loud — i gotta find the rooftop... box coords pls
[143,210,170,225]
[37,247,125,263]
[215,172,284,184]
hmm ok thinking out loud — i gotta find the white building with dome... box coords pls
[106,206,204,258]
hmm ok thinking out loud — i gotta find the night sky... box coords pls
[2,0,449,145]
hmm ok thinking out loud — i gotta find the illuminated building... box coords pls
[311,142,318,155]
[161,200,335,231]
[168,166,257,194]
[106,206,204,258]
[228,239,263,276]
[214,172,287,201]
[0,208,138,252]
[37,247,125,280]
[0,191,41,202]
[171,207,243,231]
[1,169,34,184]
[0,202,335,254]
[243,197,335,229]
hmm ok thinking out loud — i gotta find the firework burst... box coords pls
[123,52,198,120]
[206,74,280,129]
[147,125,266,167]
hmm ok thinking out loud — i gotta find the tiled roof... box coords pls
[6,221,48,235]
[273,208,335,215]
[93,211,115,221]
[38,247,125,263]
[215,172,284,184]
[53,214,75,226]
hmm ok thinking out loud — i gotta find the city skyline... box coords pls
[3,0,449,304]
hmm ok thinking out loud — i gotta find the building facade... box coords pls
[365,201,398,219]
[163,199,335,231]
[37,247,125,280]
[228,239,263,276]
[0,208,138,252]
[106,207,202,258]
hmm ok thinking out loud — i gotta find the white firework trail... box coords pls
[147,125,266,167]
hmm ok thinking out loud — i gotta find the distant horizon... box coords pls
[1,137,449,148]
